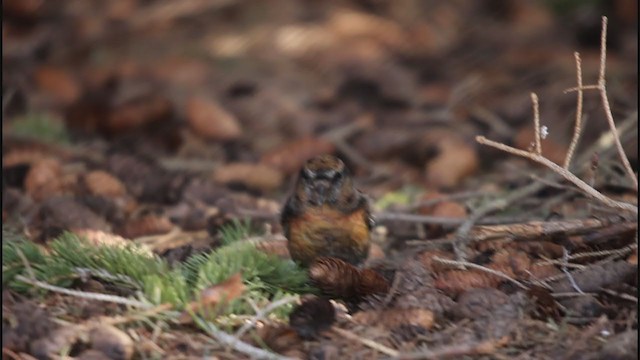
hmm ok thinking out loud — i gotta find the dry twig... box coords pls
[331,327,400,358]
[564,52,585,169]
[433,257,529,290]
[561,248,585,294]
[476,16,638,231]
[468,217,633,242]
[233,295,299,339]
[397,336,509,359]
[15,275,153,309]
[477,136,636,213]
[531,93,542,155]
[194,316,296,360]
[563,17,637,190]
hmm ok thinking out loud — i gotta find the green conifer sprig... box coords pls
[2,222,313,318]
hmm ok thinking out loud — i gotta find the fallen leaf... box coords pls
[425,133,479,189]
[83,170,127,197]
[180,272,246,322]
[34,65,80,106]
[186,96,242,141]
[118,215,174,239]
[353,308,435,330]
[261,137,335,174]
[89,324,134,360]
[107,94,173,135]
[212,162,284,193]
[2,149,53,167]
[24,158,64,201]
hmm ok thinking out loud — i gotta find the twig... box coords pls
[376,212,531,226]
[531,93,542,155]
[432,257,529,291]
[376,213,472,226]
[331,327,399,358]
[451,181,545,260]
[476,136,637,214]
[233,295,298,339]
[551,292,598,298]
[537,256,585,269]
[529,173,580,192]
[101,303,177,326]
[470,106,514,138]
[601,288,638,303]
[194,316,296,360]
[564,52,584,169]
[564,85,600,93]
[468,217,626,242]
[15,275,153,309]
[454,113,635,259]
[75,267,139,288]
[537,244,636,266]
[562,17,637,190]
[407,191,490,211]
[472,18,638,261]
[561,248,585,294]
[596,17,638,190]
[14,245,152,309]
[1,348,23,360]
[383,271,404,307]
[397,336,509,359]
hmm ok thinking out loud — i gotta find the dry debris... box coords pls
[2,1,637,359]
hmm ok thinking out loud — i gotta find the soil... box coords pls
[3,1,638,359]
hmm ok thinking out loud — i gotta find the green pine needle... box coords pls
[2,222,314,319]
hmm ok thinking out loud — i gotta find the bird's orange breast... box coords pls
[287,205,370,266]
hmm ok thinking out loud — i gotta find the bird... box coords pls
[281,155,373,267]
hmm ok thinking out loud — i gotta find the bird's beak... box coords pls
[309,179,332,206]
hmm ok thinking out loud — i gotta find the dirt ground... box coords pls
[2,1,638,359]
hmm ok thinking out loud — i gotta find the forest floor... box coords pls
[2,1,638,359]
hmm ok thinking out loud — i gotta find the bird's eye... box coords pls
[302,168,316,179]
[333,171,343,180]
[323,170,336,179]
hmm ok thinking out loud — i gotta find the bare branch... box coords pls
[398,336,509,360]
[233,295,298,339]
[332,328,400,357]
[15,275,153,309]
[564,52,584,169]
[476,136,637,214]
[194,316,296,360]
[598,16,608,83]
[564,85,600,93]
[597,16,637,190]
[531,93,542,155]
[433,257,529,291]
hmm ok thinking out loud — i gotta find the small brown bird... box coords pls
[281,155,373,267]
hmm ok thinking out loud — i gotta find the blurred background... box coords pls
[2,0,638,239]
